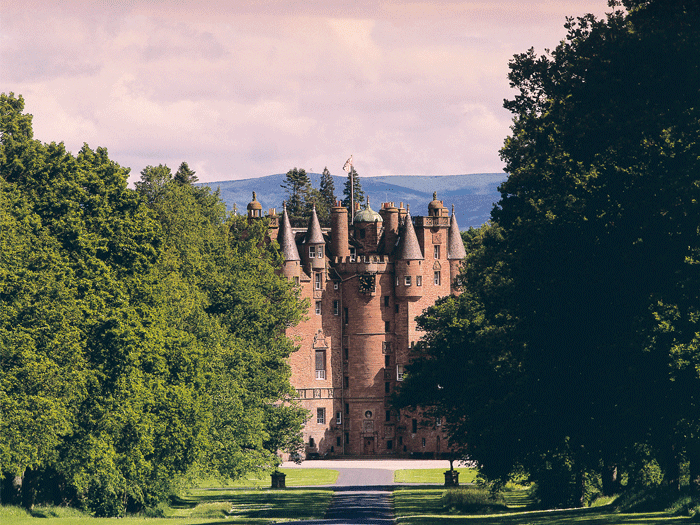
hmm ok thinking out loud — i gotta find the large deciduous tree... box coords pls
[397,0,700,508]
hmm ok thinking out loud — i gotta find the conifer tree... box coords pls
[281,167,311,224]
[315,167,336,227]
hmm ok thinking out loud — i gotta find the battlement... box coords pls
[414,215,450,228]
[333,254,392,274]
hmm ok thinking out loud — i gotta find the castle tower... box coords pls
[331,200,349,260]
[379,202,399,255]
[277,203,301,282]
[447,204,467,293]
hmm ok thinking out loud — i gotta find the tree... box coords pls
[341,166,364,213]
[396,0,700,507]
[316,167,336,227]
[135,164,172,203]
[281,167,311,224]
[174,161,198,185]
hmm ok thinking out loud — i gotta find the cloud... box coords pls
[1,0,611,183]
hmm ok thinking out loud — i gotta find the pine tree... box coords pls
[174,161,198,185]
[281,167,311,223]
[316,167,336,227]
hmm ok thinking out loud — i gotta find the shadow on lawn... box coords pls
[172,488,332,522]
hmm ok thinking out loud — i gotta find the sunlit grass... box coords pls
[1,487,334,524]
[195,467,338,487]
[395,468,479,484]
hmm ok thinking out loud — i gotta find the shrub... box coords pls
[441,487,507,514]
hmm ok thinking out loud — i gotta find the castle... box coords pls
[247,192,466,456]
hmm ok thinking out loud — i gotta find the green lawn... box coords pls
[395,468,479,484]
[0,470,337,524]
[393,487,695,524]
[196,467,339,487]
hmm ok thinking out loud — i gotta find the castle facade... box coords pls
[247,192,466,457]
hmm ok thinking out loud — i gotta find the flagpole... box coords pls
[350,166,354,225]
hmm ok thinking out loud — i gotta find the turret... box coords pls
[447,204,467,293]
[331,200,349,260]
[303,204,326,273]
[352,197,383,252]
[247,191,263,221]
[394,211,424,300]
[277,203,301,281]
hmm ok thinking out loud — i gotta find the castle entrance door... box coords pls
[363,437,375,455]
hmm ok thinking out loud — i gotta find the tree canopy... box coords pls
[0,93,306,515]
[396,0,700,508]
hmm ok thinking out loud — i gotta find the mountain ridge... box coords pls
[199,172,507,229]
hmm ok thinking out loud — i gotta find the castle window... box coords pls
[336,412,342,425]
[387,439,393,450]
[310,437,315,447]
[344,376,349,388]
[309,246,316,258]
[318,246,323,258]
[344,347,349,360]
[333,300,339,315]
[337,436,341,446]
[384,295,390,307]
[386,410,391,422]
[395,304,399,313]
[349,247,356,262]
[412,419,418,433]
[345,432,350,444]
[434,245,440,259]
[315,350,326,379]
[396,276,400,286]
[345,403,349,414]
[315,301,321,315]
[317,408,326,424]
[385,355,391,367]
[397,365,405,381]
[294,276,300,286]
[359,228,366,239]
[404,276,411,286]
[434,271,441,286]
[436,417,442,427]
[422,438,426,448]
[315,272,322,290]
[416,275,422,286]
[385,381,391,394]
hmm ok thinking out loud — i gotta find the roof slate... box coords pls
[396,213,424,260]
[278,205,301,261]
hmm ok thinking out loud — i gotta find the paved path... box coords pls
[280,459,457,524]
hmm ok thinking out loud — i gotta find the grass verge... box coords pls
[395,468,479,484]
[196,467,339,488]
[393,487,695,524]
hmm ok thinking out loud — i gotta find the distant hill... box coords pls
[199,173,507,229]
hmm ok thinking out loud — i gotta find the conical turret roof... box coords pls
[447,205,467,260]
[396,212,424,260]
[278,204,300,261]
[305,205,325,245]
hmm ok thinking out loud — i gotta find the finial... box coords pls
[282,200,286,209]
[433,191,437,200]
[452,204,455,215]
[252,191,257,201]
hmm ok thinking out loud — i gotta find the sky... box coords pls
[2,0,610,185]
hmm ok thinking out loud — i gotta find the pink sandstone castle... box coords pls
[247,192,466,456]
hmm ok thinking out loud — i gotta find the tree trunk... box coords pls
[11,473,23,506]
[602,461,620,495]
[574,469,586,508]
[690,450,700,493]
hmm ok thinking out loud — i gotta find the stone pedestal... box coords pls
[271,472,286,488]
[444,470,459,486]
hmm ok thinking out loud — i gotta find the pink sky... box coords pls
[2,0,610,184]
